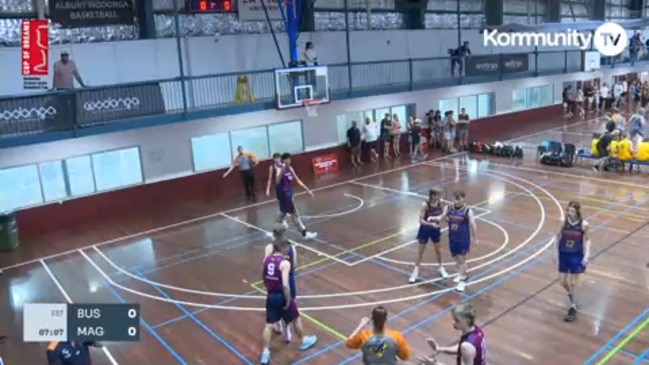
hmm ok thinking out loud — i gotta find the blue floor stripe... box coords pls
[301,196,649,364]
[99,273,188,364]
[584,309,649,364]
[633,348,649,364]
[133,269,253,364]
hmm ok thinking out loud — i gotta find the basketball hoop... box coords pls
[303,99,321,117]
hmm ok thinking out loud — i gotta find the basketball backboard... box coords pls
[274,65,330,109]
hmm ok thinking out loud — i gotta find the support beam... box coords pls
[135,0,156,39]
[546,0,561,22]
[484,0,503,26]
[590,0,606,20]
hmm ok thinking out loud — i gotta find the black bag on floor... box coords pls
[513,146,524,158]
[500,144,515,157]
[540,143,575,167]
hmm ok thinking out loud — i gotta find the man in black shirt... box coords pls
[594,129,620,171]
[346,120,362,166]
[450,41,471,77]
[380,113,392,159]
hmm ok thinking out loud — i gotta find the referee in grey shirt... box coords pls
[223,146,259,200]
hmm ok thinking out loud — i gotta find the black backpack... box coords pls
[500,144,515,157]
[513,146,524,158]
[540,143,575,167]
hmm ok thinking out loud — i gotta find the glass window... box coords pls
[477,93,495,117]
[91,147,143,192]
[0,165,43,211]
[375,107,391,124]
[64,155,95,197]
[439,98,459,116]
[512,89,527,111]
[39,161,67,202]
[336,112,363,144]
[539,85,554,106]
[363,110,374,121]
[390,105,408,132]
[230,126,270,159]
[459,95,478,119]
[526,87,541,108]
[269,120,304,154]
[191,133,232,172]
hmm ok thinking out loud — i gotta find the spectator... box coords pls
[390,113,402,157]
[600,82,611,109]
[613,81,624,108]
[222,146,259,201]
[563,85,574,117]
[53,51,85,129]
[410,118,426,160]
[347,120,362,166]
[450,41,471,77]
[456,107,471,151]
[380,113,392,159]
[362,117,379,162]
[47,341,103,365]
[303,42,318,66]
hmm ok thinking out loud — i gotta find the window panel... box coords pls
[526,87,541,108]
[390,105,408,132]
[539,85,554,106]
[439,98,459,116]
[477,93,495,117]
[269,120,304,154]
[230,126,270,159]
[0,165,43,211]
[191,133,232,172]
[375,108,391,122]
[64,155,95,197]
[459,95,477,119]
[39,161,67,202]
[91,147,143,192]
[363,110,374,121]
[512,89,527,111]
[336,112,362,144]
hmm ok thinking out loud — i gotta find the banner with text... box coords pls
[312,154,339,175]
[49,0,136,28]
[76,83,166,126]
[21,20,49,90]
[465,53,529,77]
[237,0,285,21]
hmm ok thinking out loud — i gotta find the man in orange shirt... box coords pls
[223,146,259,200]
[345,306,411,364]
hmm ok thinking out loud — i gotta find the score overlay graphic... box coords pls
[23,303,140,342]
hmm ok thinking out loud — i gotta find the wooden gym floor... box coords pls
[0,118,648,365]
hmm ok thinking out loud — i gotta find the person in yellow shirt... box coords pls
[346,306,411,364]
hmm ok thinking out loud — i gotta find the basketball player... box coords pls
[46,341,104,365]
[447,192,479,292]
[418,303,487,365]
[261,239,317,365]
[265,153,282,197]
[264,224,296,342]
[409,188,449,283]
[553,201,591,322]
[276,153,317,240]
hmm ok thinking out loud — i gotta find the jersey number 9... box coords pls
[267,263,275,275]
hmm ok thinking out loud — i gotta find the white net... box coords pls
[304,101,319,117]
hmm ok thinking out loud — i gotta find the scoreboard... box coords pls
[23,303,140,342]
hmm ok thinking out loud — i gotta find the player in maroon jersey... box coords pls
[418,303,486,365]
[260,238,317,365]
[275,153,317,240]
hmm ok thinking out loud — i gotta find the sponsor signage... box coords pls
[21,20,49,90]
[465,53,529,77]
[49,0,136,28]
[237,0,284,21]
[312,154,338,175]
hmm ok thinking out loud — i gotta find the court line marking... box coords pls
[84,167,560,309]
[598,317,649,365]
[0,118,594,273]
[301,193,364,219]
[478,161,649,191]
[39,260,119,365]
[220,213,352,266]
[350,181,493,214]
[348,211,503,266]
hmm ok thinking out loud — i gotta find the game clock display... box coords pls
[186,0,233,12]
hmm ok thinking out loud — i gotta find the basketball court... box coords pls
[0,118,648,364]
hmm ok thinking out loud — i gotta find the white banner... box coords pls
[237,0,287,21]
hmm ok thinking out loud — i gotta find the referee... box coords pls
[46,341,103,365]
[223,145,259,200]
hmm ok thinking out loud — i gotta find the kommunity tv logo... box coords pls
[483,22,628,57]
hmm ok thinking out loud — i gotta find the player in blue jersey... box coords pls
[409,188,449,283]
[261,238,317,365]
[447,191,479,293]
[275,153,317,240]
[553,200,591,322]
[46,341,104,365]
[264,224,298,342]
[419,302,487,365]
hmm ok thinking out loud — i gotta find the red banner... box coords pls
[21,19,49,77]
[312,154,339,175]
